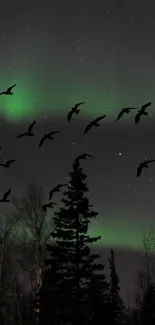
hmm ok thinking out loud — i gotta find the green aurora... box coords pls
[88,218,147,251]
[12,214,152,252]
[0,74,144,123]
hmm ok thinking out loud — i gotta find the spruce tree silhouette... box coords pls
[108,249,125,325]
[140,282,155,325]
[87,272,110,325]
[39,158,108,325]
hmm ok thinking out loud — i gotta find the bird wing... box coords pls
[7,159,16,165]
[0,92,5,95]
[67,110,73,121]
[8,84,16,91]
[94,115,106,123]
[75,102,85,108]
[38,136,46,148]
[84,122,93,133]
[17,133,27,138]
[146,160,155,164]
[128,107,138,110]
[137,165,142,177]
[116,110,124,121]
[3,189,11,200]
[135,113,140,124]
[50,131,60,136]
[142,102,151,111]
[28,120,36,133]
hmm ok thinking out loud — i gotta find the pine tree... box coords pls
[87,271,110,325]
[108,248,125,325]
[140,282,155,325]
[39,158,108,325]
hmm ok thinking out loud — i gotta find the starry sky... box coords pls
[1,0,155,305]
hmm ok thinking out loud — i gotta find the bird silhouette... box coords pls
[135,102,151,124]
[0,159,16,168]
[84,115,106,134]
[42,202,57,212]
[0,189,11,202]
[116,107,138,121]
[17,121,36,138]
[67,102,85,122]
[136,159,155,177]
[0,84,16,95]
[49,184,67,200]
[38,131,60,148]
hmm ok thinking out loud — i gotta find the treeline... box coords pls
[0,160,155,324]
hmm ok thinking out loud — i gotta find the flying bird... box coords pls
[49,184,67,200]
[135,102,151,124]
[42,202,57,212]
[17,121,36,138]
[38,131,60,148]
[116,107,138,121]
[0,189,11,202]
[136,159,155,177]
[67,102,85,122]
[0,159,16,168]
[84,115,106,134]
[0,84,16,95]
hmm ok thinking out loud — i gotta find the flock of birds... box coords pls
[0,84,154,210]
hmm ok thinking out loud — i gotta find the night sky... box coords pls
[0,0,155,305]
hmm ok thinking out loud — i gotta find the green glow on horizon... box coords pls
[88,216,155,251]
[0,74,140,122]
[12,212,154,252]
[88,225,142,250]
